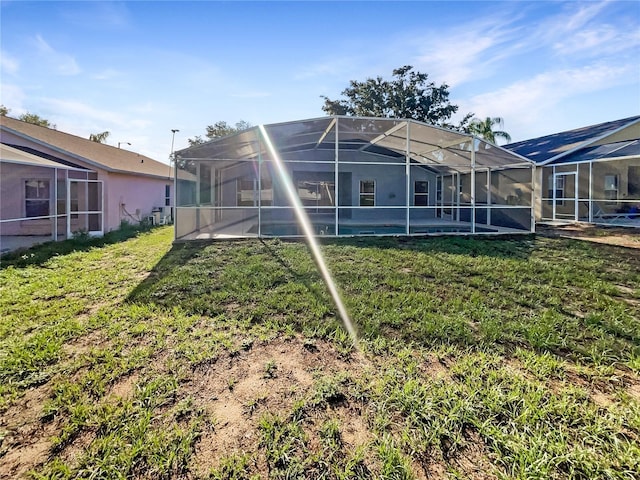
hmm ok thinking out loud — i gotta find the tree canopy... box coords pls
[89,131,110,143]
[188,120,252,146]
[321,66,473,130]
[18,112,56,129]
[467,117,512,144]
[0,105,9,116]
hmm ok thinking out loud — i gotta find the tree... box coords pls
[188,120,252,146]
[0,105,9,116]
[321,65,472,130]
[89,131,110,143]
[18,112,56,129]
[467,117,512,144]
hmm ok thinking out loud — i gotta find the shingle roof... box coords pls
[0,115,173,179]
[550,139,640,165]
[1,143,89,170]
[505,116,640,164]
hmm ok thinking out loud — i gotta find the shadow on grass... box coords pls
[126,234,538,341]
[337,233,534,253]
[127,234,537,305]
[124,233,640,366]
[0,224,157,269]
[126,238,333,316]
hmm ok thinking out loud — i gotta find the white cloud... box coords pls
[36,97,171,161]
[0,84,27,112]
[230,91,271,99]
[33,34,81,76]
[559,0,609,33]
[409,0,637,88]
[92,68,123,81]
[42,97,124,124]
[462,61,636,138]
[412,17,522,86]
[532,0,639,59]
[61,2,131,29]
[1,51,19,75]
[294,57,359,81]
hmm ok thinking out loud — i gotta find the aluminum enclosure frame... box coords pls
[174,116,535,240]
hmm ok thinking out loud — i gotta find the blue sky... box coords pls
[1,0,639,163]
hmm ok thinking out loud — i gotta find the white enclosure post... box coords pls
[405,121,411,235]
[574,171,579,222]
[173,156,178,240]
[588,161,593,223]
[456,172,461,221]
[552,166,556,220]
[53,167,58,241]
[470,137,476,234]
[530,166,535,232]
[66,174,71,238]
[334,117,339,236]
[100,179,104,234]
[258,134,262,237]
[195,162,201,231]
[487,168,492,227]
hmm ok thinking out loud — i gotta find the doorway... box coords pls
[552,172,577,221]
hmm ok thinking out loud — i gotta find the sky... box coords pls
[1,0,639,164]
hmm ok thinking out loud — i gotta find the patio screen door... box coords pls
[552,172,577,221]
[67,179,104,237]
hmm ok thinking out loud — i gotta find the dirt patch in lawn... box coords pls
[0,384,55,479]
[187,336,369,475]
[536,223,640,249]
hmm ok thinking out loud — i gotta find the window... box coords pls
[70,182,79,218]
[604,174,618,203]
[359,180,375,206]
[436,177,442,204]
[237,178,257,206]
[165,185,171,207]
[25,180,50,217]
[237,176,273,206]
[199,165,212,205]
[414,181,429,206]
[294,172,335,208]
[548,175,565,206]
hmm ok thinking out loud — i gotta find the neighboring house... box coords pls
[506,116,640,227]
[174,116,535,240]
[1,116,173,252]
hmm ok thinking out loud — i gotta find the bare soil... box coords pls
[536,223,640,249]
[4,332,636,479]
[187,337,371,476]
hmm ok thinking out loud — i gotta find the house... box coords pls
[506,116,640,227]
[1,116,173,252]
[174,116,535,240]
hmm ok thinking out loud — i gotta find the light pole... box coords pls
[170,129,179,155]
[118,142,131,149]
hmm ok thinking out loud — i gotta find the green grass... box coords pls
[0,227,638,479]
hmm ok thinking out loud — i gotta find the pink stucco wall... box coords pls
[1,131,173,234]
[0,163,57,235]
[105,172,171,231]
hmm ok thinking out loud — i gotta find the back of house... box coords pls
[506,116,640,227]
[1,116,173,253]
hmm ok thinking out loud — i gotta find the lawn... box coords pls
[0,226,639,479]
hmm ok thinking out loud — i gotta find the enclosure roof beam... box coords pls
[413,136,472,157]
[359,121,408,151]
[315,118,337,148]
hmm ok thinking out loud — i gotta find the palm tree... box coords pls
[468,117,511,144]
[89,131,110,143]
